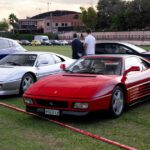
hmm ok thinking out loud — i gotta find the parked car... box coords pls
[0,37,26,59]
[59,40,69,45]
[95,41,150,61]
[23,55,150,118]
[0,52,74,95]
[21,40,31,46]
[51,40,62,45]
[31,40,41,46]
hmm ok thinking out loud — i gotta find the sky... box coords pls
[0,0,98,20]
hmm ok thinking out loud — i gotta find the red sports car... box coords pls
[23,55,150,117]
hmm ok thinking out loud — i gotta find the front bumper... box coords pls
[26,105,89,116]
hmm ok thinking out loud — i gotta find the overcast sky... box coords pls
[0,0,98,20]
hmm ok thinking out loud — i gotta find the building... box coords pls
[17,10,83,33]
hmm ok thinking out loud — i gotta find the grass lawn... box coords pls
[0,45,150,150]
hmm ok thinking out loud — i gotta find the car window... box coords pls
[95,43,105,54]
[0,39,10,50]
[138,58,150,70]
[0,54,37,66]
[116,45,134,54]
[52,54,65,63]
[125,57,142,72]
[38,54,55,66]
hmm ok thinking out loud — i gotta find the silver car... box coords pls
[0,52,74,95]
[0,37,26,59]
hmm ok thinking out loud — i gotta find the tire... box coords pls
[109,86,125,118]
[20,73,35,94]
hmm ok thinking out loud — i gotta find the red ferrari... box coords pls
[23,55,150,117]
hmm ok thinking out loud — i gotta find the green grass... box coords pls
[0,45,150,150]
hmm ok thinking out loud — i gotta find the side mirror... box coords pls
[60,64,66,70]
[124,66,140,76]
[121,66,140,83]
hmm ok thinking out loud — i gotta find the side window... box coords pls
[52,54,64,63]
[104,44,117,54]
[125,57,142,72]
[95,44,105,54]
[0,39,10,50]
[38,54,55,66]
[139,58,150,70]
[116,45,130,54]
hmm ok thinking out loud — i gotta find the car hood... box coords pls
[25,73,118,99]
[0,66,32,81]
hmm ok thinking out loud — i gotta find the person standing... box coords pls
[71,33,84,59]
[84,28,96,55]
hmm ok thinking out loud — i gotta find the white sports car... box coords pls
[0,52,74,95]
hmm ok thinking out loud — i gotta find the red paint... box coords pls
[0,102,137,150]
[23,55,150,116]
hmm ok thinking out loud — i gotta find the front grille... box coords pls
[36,99,68,108]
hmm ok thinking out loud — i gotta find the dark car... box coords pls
[21,40,31,46]
[0,37,26,59]
[95,41,150,61]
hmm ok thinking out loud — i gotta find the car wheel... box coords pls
[20,73,35,94]
[109,86,125,118]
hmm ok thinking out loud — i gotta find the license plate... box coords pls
[45,109,60,116]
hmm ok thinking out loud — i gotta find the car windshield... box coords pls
[67,57,122,75]
[0,54,37,66]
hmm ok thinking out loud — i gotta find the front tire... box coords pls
[109,86,125,118]
[20,73,35,94]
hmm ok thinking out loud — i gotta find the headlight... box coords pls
[24,98,33,104]
[73,103,89,109]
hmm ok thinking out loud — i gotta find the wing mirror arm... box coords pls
[121,66,140,82]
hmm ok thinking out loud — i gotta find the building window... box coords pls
[61,23,64,26]
[55,23,58,26]
[65,23,68,26]
[47,22,50,26]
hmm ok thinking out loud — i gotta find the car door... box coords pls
[36,54,61,79]
[124,57,150,102]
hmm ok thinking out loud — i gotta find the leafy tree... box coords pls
[0,19,9,31]
[97,0,122,30]
[80,6,97,30]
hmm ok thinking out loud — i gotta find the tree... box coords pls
[97,0,123,31]
[8,13,18,32]
[0,19,9,31]
[80,6,97,30]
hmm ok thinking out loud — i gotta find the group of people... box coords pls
[71,28,96,59]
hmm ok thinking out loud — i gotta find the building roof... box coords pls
[31,10,80,19]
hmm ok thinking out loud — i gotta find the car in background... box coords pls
[0,37,26,59]
[0,52,74,95]
[23,55,150,118]
[95,41,150,61]
[59,40,69,45]
[21,40,31,46]
[50,40,62,45]
[31,40,41,46]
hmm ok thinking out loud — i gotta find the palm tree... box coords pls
[8,13,18,33]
